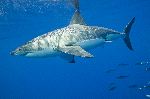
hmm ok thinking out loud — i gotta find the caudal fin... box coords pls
[123,17,135,51]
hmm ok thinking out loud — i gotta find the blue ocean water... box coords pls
[0,0,150,99]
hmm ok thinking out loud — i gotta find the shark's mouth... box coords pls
[10,50,34,56]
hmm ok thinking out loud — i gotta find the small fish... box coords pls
[128,84,138,88]
[118,63,129,66]
[105,69,116,73]
[108,82,117,91]
[116,75,128,79]
[109,86,117,91]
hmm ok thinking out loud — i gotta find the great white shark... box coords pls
[10,1,135,63]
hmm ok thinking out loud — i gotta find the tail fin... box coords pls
[123,17,135,51]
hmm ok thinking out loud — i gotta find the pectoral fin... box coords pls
[59,45,94,58]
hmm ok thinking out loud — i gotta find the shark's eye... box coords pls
[18,48,21,51]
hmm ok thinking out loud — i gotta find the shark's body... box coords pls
[11,1,135,63]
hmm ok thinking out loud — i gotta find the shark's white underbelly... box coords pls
[25,49,58,57]
[76,38,105,50]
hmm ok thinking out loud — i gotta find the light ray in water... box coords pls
[128,84,138,88]
[118,63,129,66]
[105,69,116,73]
[116,75,129,79]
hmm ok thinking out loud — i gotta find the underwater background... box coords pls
[0,0,150,99]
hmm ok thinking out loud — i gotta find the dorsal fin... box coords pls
[70,10,86,25]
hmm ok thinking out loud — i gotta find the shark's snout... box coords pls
[10,50,18,56]
[10,47,26,56]
[10,51,15,55]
